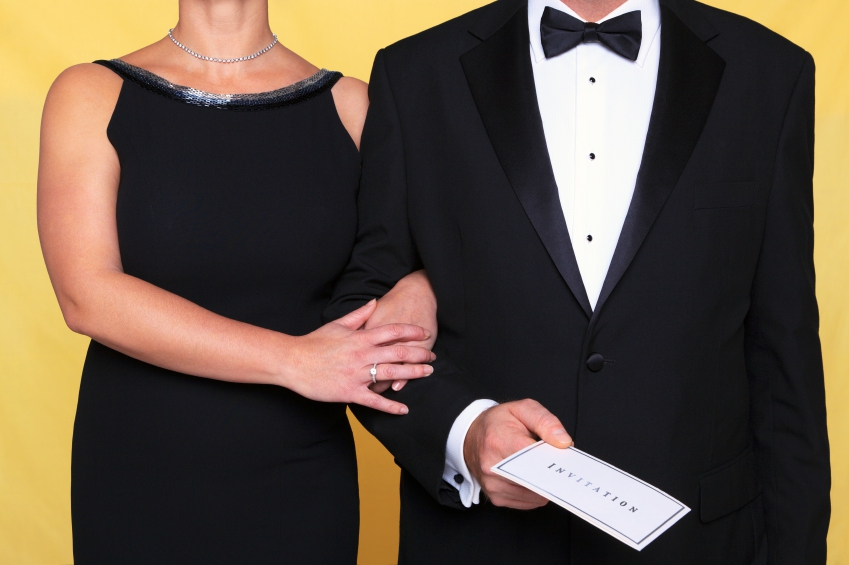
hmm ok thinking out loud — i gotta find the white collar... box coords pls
[528,0,662,67]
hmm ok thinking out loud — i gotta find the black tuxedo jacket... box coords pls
[326,0,830,563]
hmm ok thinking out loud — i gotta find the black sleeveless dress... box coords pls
[71,59,361,564]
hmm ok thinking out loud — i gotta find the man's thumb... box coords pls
[334,299,377,330]
[512,399,573,448]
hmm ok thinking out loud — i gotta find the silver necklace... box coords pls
[168,29,278,64]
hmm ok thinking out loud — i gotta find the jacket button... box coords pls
[587,353,605,372]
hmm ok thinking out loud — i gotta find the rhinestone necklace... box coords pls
[168,29,278,64]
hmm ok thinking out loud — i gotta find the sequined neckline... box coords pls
[94,59,342,111]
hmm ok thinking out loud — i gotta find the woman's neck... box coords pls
[173,0,273,61]
[561,0,630,22]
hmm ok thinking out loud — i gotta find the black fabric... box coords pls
[326,0,830,563]
[541,8,642,61]
[72,72,362,563]
[461,5,592,317]
[595,5,724,315]
[699,449,763,523]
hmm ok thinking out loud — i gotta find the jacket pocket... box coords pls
[694,181,757,209]
[699,448,762,523]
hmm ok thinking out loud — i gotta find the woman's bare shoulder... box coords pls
[331,76,369,150]
[332,76,368,101]
[44,63,124,126]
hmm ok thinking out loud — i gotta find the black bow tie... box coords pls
[540,8,642,61]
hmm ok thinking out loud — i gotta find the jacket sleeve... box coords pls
[325,49,480,509]
[744,53,830,565]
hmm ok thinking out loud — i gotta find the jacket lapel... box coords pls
[592,2,726,317]
[461,3,593,317]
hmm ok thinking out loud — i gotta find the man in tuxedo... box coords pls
[327,0,830,562]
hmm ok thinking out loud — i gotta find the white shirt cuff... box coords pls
[443,399,499,508]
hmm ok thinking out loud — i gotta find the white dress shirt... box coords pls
[442,0,662,508]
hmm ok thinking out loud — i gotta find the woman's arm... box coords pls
[37,64,433,415]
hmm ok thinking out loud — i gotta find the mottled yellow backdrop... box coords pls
[0,1,846,564]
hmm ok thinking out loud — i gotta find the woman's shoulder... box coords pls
[271,46,368,147]
[48,63,124,104]
[43,63,124,133]
[331,76,368,119]
[331,77,368,150]
[44,41,174,128]
[332,76,368,100]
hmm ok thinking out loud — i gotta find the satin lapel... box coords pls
[461,7,593,317]
[592,4,725,318]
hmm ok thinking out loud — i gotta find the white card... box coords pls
[491,442,690,551]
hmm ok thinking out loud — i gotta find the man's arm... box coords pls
[326,50,571,509]
[744,53,830,564]
[325,49,483,506]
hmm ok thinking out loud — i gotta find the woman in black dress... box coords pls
[37,0,437,562]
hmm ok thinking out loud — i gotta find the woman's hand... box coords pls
[365,270,438,393]
[278,300,435,415]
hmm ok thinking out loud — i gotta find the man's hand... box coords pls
[464,399,572,509]
[366,270,437,393]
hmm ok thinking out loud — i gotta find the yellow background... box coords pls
[0,0,846,563]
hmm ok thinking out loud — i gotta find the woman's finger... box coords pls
[369,380,393,394]
[369,345,436,366]
[370,379,410,393]
[362,323,430,346]
[369,362,433,382]
[353,390,410,415]
[391,380,407,392]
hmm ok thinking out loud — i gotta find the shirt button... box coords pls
[589,153,596,160]
[587,235,593,242]
[589,77,596,83]
[454,474,465,485]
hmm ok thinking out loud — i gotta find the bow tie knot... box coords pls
[540,8,643,61]
[582,22,601,43]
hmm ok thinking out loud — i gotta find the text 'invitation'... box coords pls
[492,442,690,551]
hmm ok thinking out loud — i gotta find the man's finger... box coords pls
[481,472,550,510]
[486,478,549,504]
[510,399,573,448]
[493,499,549,511]
[486,486,549,509]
